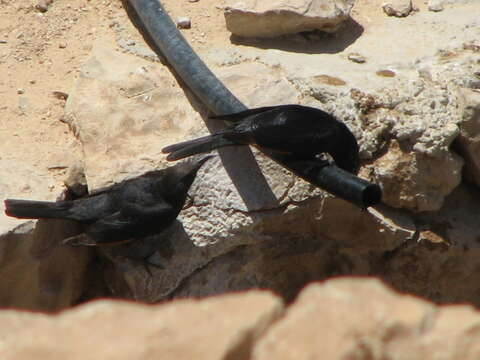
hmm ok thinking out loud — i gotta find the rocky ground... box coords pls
[0,0,480,357]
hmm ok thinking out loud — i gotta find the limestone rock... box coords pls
[382,0,413,17]
[224,0,356,38]
[0,291,283,360]
[253,278,480,359]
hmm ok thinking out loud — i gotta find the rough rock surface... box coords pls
[3,279,480,359]
[254,278,480,359]
[0,291,283,360]
[224,0,356,38]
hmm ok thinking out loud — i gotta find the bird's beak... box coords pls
[192,155,215,172]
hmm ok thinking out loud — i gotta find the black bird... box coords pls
[162,105,360,174]
[4,156,212,246]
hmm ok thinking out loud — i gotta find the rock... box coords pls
[176,17,191,29]
[382,183,480,304]
[35,0,49,13]
[456,88,480,186]
[428,0,444,11]
[224,0,355,38]
[63,161,88,198]
[0,160,92,312]
[382,0,413,17]
[253,278,480,359]
[4,279,480,358]
[0,291,283,359]
[347,53,367,63]
[371,139,463,211]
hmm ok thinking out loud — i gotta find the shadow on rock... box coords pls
[0,219,92,312]
[230,19,364,55]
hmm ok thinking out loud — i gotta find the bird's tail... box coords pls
[4,199,74,220]
[162,133,237,161]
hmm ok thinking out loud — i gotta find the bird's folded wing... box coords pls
[120,201,173,218]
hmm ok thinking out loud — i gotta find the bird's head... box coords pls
[162,155,214,203]
[332,124,360,174]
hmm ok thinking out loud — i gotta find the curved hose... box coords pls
[122,0,381,208]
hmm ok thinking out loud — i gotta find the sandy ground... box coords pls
[0,0,231,197]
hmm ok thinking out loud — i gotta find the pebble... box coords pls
[189,0,199,2]
[52,91,69,100]
[428,0,444,12]
[0,40,7,44]
[59,42,67,49]
[177,17,191,29]
[17,88,25,94]
[348,53,366,64]
[35,0,53,13]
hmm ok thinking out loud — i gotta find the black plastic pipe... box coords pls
[122,0,382,208]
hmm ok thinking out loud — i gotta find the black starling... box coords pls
[4,156,212,246]
[162,105,360,174]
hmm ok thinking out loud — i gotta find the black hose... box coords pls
[122,0,382,208]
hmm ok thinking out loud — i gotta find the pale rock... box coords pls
[224,0,356,38]
[382,0,413,17]
[288,73,464,211]
[253,278,480,359]
[371,139,463,211]
[0,291,283,360]
[428,0,444,12]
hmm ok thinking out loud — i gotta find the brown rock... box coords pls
[253,278,480,359]
[0,291,283,359]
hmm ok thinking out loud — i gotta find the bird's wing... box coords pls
[247,108,337,152]
[209,106,279,122]
[120,201,174,218]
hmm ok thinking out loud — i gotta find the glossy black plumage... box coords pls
[4,157,212,246]
[162,105,360,174]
